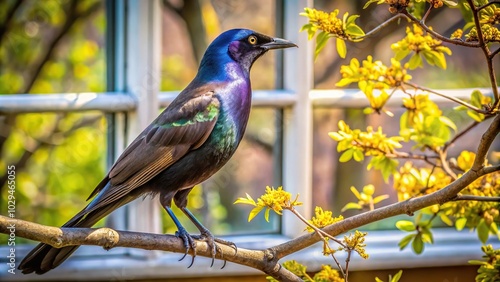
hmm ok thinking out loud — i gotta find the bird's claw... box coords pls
[175,228,197,267]
[191,230,237,268]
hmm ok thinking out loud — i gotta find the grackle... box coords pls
[19,29,296,274]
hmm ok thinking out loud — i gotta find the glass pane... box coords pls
[0,112,107,244]
[0,0,106,94]
[161,0,276,90]
[312,0,493,89]
[160,0,280,235]
[312,106,500,230]
[163,108,280,235]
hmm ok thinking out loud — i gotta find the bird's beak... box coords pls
[262,37,298,50]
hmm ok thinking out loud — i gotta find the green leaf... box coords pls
[315,31,330,59]
[346,14,360,26]
[477,219,490,244]
[364,0,384,9]
[470,90,484,107]
[339,148,354,162]
[439,116,457,131]
[412,234,424,254]
[350,186,362,199]
[398,234,415,250]
[469,260,488,265]
[373,194,390,204]
[234,193,257,206]
[443,0,458,7]
[341,202,363,212]
[264,208,271,222]
[345,24,364,38]
[467,110,485,122]
[490,222,500,239]
[394,48,411,61]
[248,206,264,222]
[431,51,447,69]
[336,37,347,59]
[455,217,467,231]
[391,270,403,282]
[408,54,423,69]
[353,148,365,162]
[396,220,416,232]
[439,214,453,226]
[375,278,384,282]
[421,229,434,244]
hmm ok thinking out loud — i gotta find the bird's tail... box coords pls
[18,191,135,275]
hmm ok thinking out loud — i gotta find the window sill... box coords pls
[1,228,497,280]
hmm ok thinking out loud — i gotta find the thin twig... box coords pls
[345,250,353,282]
[476,1,500,12]
[438,148,458,180]
[452,195,500,202]
[288,208,346,278]
[355,14,407,40]
[401,9,481,47]
[403,82,491,114]
[443,121,481,153]
[421,4,433,23]
[491,47,500,58]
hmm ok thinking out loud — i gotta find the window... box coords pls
[1,0,498,280]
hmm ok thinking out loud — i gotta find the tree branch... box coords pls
[472,114,500,171]
[0,215,301,281]
[272,161,492,260]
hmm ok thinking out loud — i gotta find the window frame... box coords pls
[1,0,499,280]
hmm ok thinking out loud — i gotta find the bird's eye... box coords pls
[248,35,258,45]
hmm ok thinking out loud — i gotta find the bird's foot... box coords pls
[191,230,237,268]
[175,227,197,267]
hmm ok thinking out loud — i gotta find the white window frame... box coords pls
[1,0,499,280]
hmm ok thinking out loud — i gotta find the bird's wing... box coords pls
[85,89,220,212]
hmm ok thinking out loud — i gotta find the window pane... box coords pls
[0,112,107,244]
[312,106,500,230]
[312,0,494,89]
[160,0,280,235]
[0,0,106,94]
[161,0,276,90]
[162,108,280,235]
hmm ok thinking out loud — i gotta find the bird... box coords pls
[18,28,297,274]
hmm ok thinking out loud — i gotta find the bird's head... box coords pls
[199,29,297,76]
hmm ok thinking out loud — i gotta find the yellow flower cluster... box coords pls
[446,171,500,227]
[400,94,456,149]
[303,8,345,38]
[336,56,412,111]
[466,25,500,43]
[234,186,302,222]
[429,0,444,9]
[313,264,345,282]
[451,29,463,40]
[257,186,302,214]
[385,0,410,13]
[342,230,369,259]
[392,24,451,60]
[330,120,404,158]
[306,207,344,232]
[393,162,452,201]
